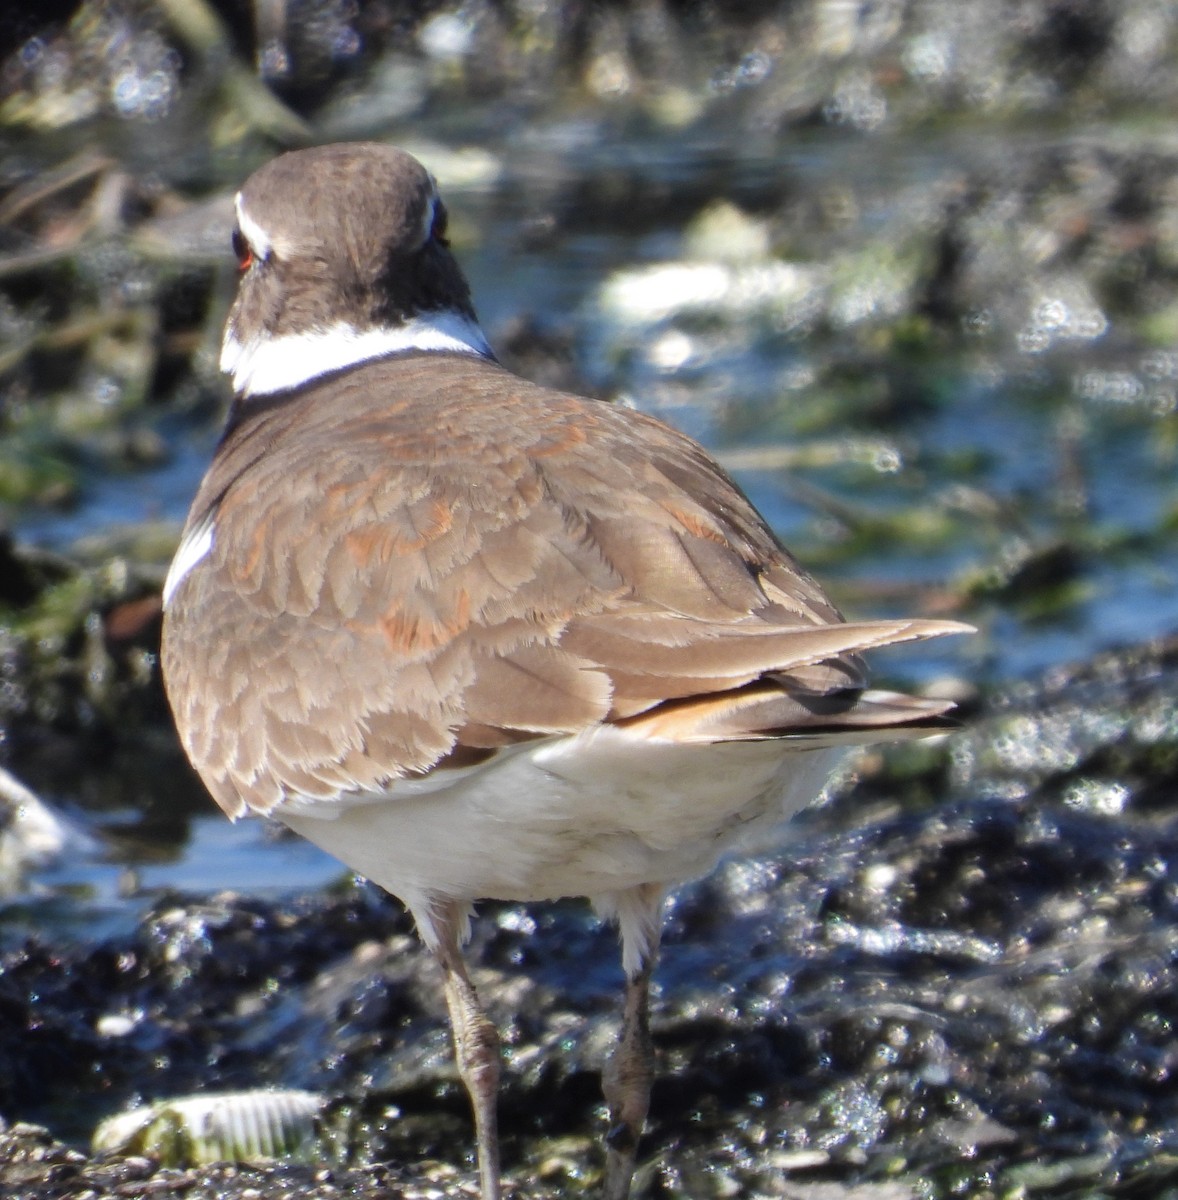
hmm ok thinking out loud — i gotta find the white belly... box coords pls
[277,725,844,934]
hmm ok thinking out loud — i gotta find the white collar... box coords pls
[221,311,494,398]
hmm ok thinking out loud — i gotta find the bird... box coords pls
[160,142,972,1200]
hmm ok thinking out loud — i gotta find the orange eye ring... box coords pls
[231,227,254,271]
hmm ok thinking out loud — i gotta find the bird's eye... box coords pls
[231,227,254,271]
[430,201,450,248]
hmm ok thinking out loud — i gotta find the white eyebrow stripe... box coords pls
[221,311,495,397]
[235,193,273,260]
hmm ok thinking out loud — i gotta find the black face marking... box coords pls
[430,199,450,248]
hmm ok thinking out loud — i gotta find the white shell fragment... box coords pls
[92,1089,327,1166]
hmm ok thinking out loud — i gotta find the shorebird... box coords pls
[160,142,971,1200]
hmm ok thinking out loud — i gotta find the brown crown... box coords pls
[225,143,477,346]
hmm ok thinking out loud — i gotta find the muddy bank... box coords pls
[2,636,1177,1198]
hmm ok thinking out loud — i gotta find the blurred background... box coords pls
[2,2,1178,1197]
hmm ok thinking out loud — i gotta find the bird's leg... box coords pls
[434,902,502,1200]
[602,886,664,1200]
[602,960,655,1199]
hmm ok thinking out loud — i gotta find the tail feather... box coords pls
[620,682,959,745]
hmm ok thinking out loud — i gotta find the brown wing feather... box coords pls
[162,354,969,817]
